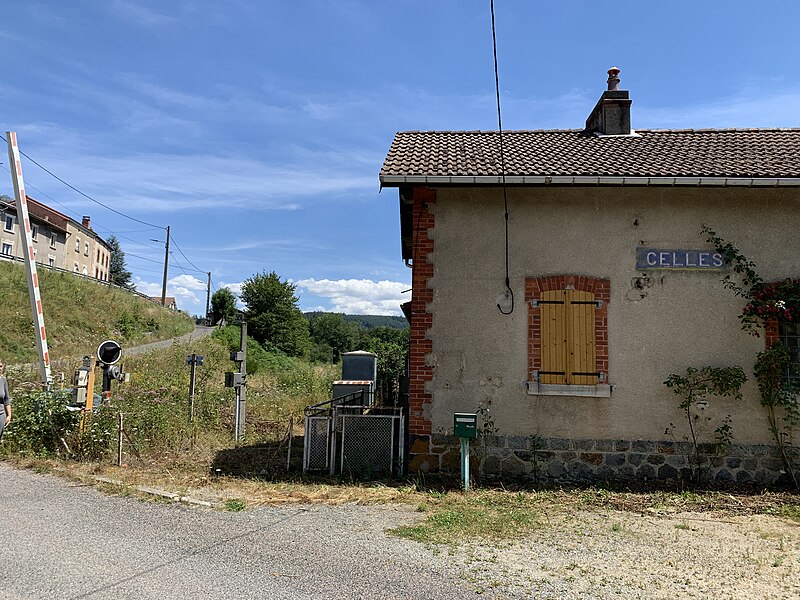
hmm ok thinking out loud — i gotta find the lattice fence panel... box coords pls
[304,416,329,471]
[340,415,396,477]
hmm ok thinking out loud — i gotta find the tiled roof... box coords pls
[1,196,70,232]
[379,128,800,182]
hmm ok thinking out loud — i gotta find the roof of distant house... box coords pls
[380,128,800,186]
[150,296,177,308]
[1,195,70,232]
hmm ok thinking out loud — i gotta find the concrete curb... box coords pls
[91,474,217,508]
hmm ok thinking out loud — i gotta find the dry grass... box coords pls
[9,455,800,546]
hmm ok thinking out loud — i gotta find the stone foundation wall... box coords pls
[409,434,798,485]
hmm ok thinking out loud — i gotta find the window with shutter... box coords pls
[526,275,610,397]
[779,321,799,386]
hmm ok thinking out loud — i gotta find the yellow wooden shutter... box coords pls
[566,290,597,385]
[540,290,567,384]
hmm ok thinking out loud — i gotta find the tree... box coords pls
[107,235,134,290]
[210,287,237,324]
[240,271,310,357]
[308,313,361,362]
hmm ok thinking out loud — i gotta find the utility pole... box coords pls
[6,131,52,387]
[205,271,211,323]
[160,224,170,307]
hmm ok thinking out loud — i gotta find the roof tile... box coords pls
[379,129,800,181]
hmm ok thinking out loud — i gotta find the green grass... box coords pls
[779,504,800,524]
[223,498,246,511]
[392,491,544,544]
[1,331,336,466]
[0,260,193,362]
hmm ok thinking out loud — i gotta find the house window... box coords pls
[779,321,800,386]
[32,225,38,241]
[4,215,14,232]
[48,255,56,267]
[50,232,57,248]
[75,238,80,252]
[526,275,611,397]
[84,242,89,256]
[1,242,12,256]
[74,262,79,273]
[82,265,88,276]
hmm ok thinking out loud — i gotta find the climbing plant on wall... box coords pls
[703,225,800,487]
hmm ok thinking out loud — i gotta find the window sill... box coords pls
[526,382,611,398]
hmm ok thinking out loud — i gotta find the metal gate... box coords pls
[303,416,330,472]
[340,412,401,477]
[303,391,404,476]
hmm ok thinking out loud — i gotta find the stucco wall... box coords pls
[427,186,799,446]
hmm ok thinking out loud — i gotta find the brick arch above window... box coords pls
[525,275,611,397]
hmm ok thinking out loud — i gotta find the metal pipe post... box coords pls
[461,437,470,492]
[188,353,197,422]
[237,321,247,440]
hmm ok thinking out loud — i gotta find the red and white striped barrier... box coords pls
[6,131,52,386]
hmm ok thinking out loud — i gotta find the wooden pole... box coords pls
[117,412,123,466]
[286,416,293,470]
[160,225,170,307]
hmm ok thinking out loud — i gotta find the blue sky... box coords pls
[3,1,799,316]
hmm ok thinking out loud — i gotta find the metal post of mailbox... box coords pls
[454,412,477,492]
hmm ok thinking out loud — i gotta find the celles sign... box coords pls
[636,248,726,271]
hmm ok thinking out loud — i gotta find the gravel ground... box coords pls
[452,508,800,599]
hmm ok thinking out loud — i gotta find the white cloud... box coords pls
[218,281,243,296]
[295,278,409,315]
[134,273,208,313]
[22,149,371,214]
[133,278,161,297]
[169,274,206,291]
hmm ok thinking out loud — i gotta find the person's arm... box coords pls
[3,379,9,426]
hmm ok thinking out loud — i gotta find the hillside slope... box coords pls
[0,261,193,362]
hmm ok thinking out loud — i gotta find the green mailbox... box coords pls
[454,412,477,439]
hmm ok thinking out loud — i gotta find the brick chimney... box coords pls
[81,216,91,229]
[585,66,632,135]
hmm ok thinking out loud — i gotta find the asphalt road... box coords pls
[125,325,216,356]
[0,464,480,599]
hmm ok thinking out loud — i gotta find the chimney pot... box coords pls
[82,216,91,229]
[607,66,621,91]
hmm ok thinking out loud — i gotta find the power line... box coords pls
[0,133,164,230]
[125,250,163,265]
[169,235,205,273]
[2,135,212,287]
[0,163,163,251]
[490,0,514,316]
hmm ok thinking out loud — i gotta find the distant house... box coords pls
[66,215,112,282]
[379,68,800,484]
[150,297,178,311]
[0,195,111,281]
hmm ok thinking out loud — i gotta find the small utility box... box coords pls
[454,413,477,439]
